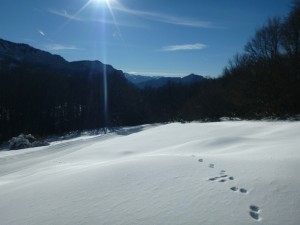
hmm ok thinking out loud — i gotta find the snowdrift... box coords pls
[0,121,299,225]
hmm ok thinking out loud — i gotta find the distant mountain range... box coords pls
[0,38,206,89]
[0,38,117,77]
[124,73,206,88]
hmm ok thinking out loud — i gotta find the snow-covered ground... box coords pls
[0,121,299,225]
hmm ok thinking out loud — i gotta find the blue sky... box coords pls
[0,0,292,77]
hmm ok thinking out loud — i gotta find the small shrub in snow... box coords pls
[25,134,36,143]
[8,134,49,150]
[9,134,31,150]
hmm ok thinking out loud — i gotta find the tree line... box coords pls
[0,1,299,144]
[219,0,300,118]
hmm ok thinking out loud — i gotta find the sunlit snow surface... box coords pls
[0,122,300,225]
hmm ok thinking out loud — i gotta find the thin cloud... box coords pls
[48,9,83,21]
[48,8,144,28]
[48,2,217,29]
[161,43,207,52]
[44,44,83,51]
[38,30,45,36]
[111,1,215,28]
[92,18,145,28]
[164,17,214,28]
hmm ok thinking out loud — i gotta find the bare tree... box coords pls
[245,17,282,63]
[281,0,300,60]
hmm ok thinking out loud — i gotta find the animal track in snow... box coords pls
[250,205,260,212]
[239,188,248,194]
[229,187,248,194]
[219,179,227,182]
[249,212,259,220]
[230,187,238,191]
[199,159,259,221]
[207,176,220,181]
[208,174,234,183]
[249,205,261,221]
[196,158,261,221]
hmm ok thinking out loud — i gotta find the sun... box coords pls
[90,0,109,5]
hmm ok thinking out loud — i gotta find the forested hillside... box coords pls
[218,1,300,118]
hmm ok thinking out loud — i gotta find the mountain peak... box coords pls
[0,38,67,68]
[181,74,205,84]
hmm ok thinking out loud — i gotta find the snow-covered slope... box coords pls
[0,122,299,225]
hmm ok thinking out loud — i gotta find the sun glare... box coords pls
[91,0,108,5]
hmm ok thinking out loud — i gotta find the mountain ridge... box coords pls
[124,73,207,88]
[0,38,119,75]
[0,38,204,88]
[0,38,68,68]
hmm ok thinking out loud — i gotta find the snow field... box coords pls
[0,121,299,225]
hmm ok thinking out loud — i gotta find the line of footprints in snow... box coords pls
[198,158,262,221]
